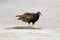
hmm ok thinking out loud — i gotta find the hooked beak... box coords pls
[41,14,43,16]
[40,13,43,16]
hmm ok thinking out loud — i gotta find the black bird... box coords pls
[16,11,42,26]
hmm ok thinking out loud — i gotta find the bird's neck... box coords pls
[36,13,40,16]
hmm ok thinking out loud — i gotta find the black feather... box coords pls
[16,11,41,26]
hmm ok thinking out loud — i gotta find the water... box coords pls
[0,0,60,40]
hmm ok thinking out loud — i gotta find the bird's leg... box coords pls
[28,22,30,27]
[32,24,34,27]
[28,24,30,27]
[32,22,35,27]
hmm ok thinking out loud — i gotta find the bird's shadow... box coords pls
[6,26,41,29]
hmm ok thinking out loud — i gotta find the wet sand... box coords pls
[0,28,60,40]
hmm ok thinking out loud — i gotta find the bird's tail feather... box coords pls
[16,15,22,20]
[18,17,21,20]
[16,15,22,17]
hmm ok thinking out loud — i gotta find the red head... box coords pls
[37,11,42,16]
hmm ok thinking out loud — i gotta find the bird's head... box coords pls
[37,11,42,16]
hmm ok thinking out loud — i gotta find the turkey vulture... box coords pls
[16,11,42,26]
